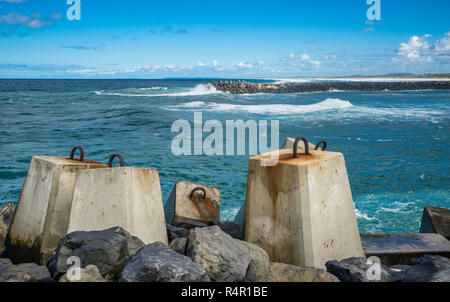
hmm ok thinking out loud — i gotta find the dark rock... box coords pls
[120,242,209,282]
[0,258,13,272]
[16,263,53,282]
[186,226,269,282]
[0,266,35,282]
[169,238,187,255]
[397,255,450,282]
[208,221,243,240]
[0,258,51,282]
[211,80,450,95]
[175,220,208,230]
[0,203,16,255]
[166,224,189,241]
[326,257,392,282]
[47,226,145,281]
[388,265,411,282]
[245,260,339,282]
[420,206,450,239]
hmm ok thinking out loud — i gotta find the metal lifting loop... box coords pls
[190,187,207,200]
[315,141,327,151]
[70,146,85,162]
[108,154,125,168]
[293,137,310,158]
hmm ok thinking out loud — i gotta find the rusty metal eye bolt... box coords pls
[190,187,207,200]
[70,146,85,162]
[108,154,125,168]
[315,141,327,151]
[293,137,310,158]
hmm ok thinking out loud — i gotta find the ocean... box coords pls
[0,79,448,233]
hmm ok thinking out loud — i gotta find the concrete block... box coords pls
[362,233,450,266]
[5,148,106,264]
[67,154,168,245]
[164,181,220,225]
[245,137,364,269]
[420,206,450,239]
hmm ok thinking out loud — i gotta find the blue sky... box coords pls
[0,0,449,78]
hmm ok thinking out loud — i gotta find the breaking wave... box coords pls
[93,84,219,97]
[167,98,353,114]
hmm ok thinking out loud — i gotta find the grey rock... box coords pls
[120,242,209,282]
[0,266,35,282]
[0,258,13,272]
[166,224,189,241]
[0,203,16,255]
[0,258,52,282]
[16,263,53,282]
[387,265,411,282]
[208,221,243,240]
[398,255,450,282]
[59,265,106,282]
[186,226,269,282]
[245,260,339,282]
[47,226,144,281]
[326,257,392,282]
[176,220,209,230]
[169,238,187,255]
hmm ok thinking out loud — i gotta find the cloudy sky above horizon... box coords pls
[0,0,449,78]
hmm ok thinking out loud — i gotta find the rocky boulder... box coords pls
[59,265,106,282]
[47,226,144,281]
[120,242,209,282]
[0,258,51,282]
[395,255,450,282]
[326,257,392,282]
[186,226,269,282]
[166,224,189,241]
[168,238,187,255]
[0,203,16,255]
[245,260,339,282]
[208,221,243,240]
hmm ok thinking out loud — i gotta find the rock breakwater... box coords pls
[211,80,450,94]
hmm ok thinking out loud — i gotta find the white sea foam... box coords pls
[355,209,376,221]
[137,87,168,91]
[94,84,220,97]
[168,98,354,114]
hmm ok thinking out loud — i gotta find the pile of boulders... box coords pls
[1,202,449,282]
[211,80,450,94]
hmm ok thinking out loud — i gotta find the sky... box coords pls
[0,0,449,78]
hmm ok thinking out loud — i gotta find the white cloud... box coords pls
[397,32,450,62]
[237,61,253,69]
[0,12,53,29]
[300,54,310,61]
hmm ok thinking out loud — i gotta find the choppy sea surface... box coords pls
[0,79,448,233]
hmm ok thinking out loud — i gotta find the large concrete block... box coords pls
[164,181,220,225]
[420,206,450,240]
[244,137,364,269]
[5,147,106,264]
[67,154,168,245]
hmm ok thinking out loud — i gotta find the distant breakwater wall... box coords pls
[211,80,450,94]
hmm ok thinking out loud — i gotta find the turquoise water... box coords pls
[0,79,448,233]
